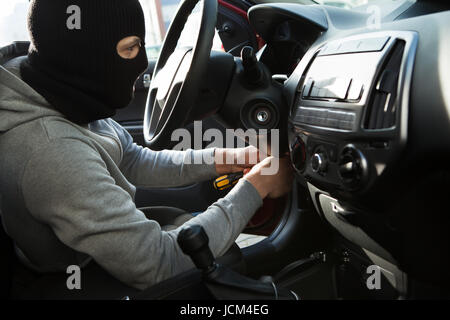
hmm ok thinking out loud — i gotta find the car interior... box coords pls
[1,0,450,300]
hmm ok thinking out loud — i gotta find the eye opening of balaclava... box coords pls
[117,36,145,60]
[20,0,149,124]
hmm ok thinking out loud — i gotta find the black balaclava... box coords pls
[21,0,149,124]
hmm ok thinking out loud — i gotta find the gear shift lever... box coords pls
[177,225,298,300]
[177,225,217,274]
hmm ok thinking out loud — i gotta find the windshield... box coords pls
[315,0,383,9]
[254,0,388,10]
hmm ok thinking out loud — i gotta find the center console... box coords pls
[286,31,418,296]
[288,31,418,198]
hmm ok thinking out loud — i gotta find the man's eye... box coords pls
[117,38,142,59]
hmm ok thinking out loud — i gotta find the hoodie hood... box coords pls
[0,53,62,133]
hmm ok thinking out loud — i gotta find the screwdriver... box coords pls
[213,172,244,191]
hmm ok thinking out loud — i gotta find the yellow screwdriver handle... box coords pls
[213,172,244,191]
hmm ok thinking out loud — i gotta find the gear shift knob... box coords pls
[177,225,216,273]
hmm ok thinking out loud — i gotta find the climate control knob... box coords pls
[338,145,368,190]
[311,153,327,173]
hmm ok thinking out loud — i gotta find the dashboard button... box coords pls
[347,79,363,100]
[318,36,390,56]
[338,145,369,190]
[356,36,390,52]
[311,153,328,173]
[336,40,360,54]
[338,120,354,130]
[327,118,339,128]
[318,115,328,126]
[333,111,344,121]
[309,77,350,100]
[310,85,320,98]
[319,42,342,56]
[302,78,314,97]
[295,107,355,130]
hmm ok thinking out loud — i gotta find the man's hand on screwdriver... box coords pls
[213,146,293,200]
[214,146,261,175]
[243,156,294,200]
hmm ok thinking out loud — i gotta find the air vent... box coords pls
[364,41,405,129]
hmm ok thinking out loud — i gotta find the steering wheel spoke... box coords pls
[144,0,218,150]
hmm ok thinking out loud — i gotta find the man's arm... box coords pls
[22,138,263,290]
[108,119,218,188]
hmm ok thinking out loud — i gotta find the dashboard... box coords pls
[289,31,417,198]
[248,1,450,290]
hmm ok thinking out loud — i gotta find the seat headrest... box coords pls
[0,41,30,66]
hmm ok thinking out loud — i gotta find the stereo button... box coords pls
[336,40,360,54]
[347,80,363,101]
[302,78,314,97]
[357,36,390,52]
[327,118,339,128]
[338,120,354,130]
[338,145,369,190]
[310,78,350,100]
[311,153,328,173]
[319,36,390,56]
[319,42,342,55]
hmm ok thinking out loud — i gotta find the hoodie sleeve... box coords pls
[21,138,262,290]
[107,119,218,188]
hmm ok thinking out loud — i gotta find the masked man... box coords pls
[0,0,292,296]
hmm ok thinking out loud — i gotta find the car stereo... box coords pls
[287,31,418,197]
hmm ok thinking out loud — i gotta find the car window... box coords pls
[0,0,29,47]
[255,0,404,10]
[141,0,224,58]
[0,0,223,59]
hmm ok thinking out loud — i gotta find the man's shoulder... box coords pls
[4,115,94,143]
[0,115,87,158]
[1,116,101,170]
[40,116,93,142]
[0,116,120,175]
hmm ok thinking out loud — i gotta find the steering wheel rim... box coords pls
[144,0,218,150]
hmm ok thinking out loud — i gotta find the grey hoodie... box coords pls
[0,56,262,290]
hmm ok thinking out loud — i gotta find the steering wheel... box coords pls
[144,0,217,150]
